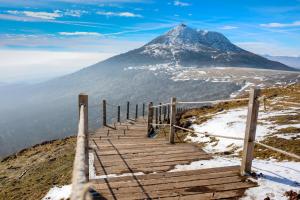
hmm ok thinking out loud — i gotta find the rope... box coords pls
[152,103,171,108]
[173,125,244,140]
[106,102,120,107]
[255,141,300,160]
[274,101,300,106]
[177,98,249,105]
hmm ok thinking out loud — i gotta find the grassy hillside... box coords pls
[0,137,75,200]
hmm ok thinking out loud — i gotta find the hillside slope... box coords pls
[0,137,75,200]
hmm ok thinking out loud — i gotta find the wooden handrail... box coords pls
[71,94,90,200]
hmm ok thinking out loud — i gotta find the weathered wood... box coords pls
[126,101,130,120]
[159,102,162,123]
[86,107,254,199]
[241,88,260,175]
[147,102,153,135]
[169,97,176,144]
[155,107,158,126]
[71,94,89,200]
[102,99,107,126]
[142,103,145,118]
[135,104,138,119]
[163,106,166,121]
[117,105,120,122]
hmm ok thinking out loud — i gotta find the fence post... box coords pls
[159,103,162,124]
[117,105,120,123]
[135,104,138,119]
[142,103,145,118]
[155,107,158,127]
[127,101,130,120]
[163,106,166,121]
[240,88,260,175]
[102,99,106,127]
[167,105,170,123]
[147,102,153,135]
[169,97,177,144]
[78,93,88,179]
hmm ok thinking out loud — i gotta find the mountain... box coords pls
[0,24,298,158]
[92,24,294,70]
[263,55,300,69]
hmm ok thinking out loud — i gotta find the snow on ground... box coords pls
[182,98,300,199]
[170,156,300,200]
[186,106,300,154]
[42,184,71,200]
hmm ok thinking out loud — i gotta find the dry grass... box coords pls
[253,137,300,161]
[0,137,76,200]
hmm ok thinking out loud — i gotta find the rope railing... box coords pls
[173,125,244,140]
[273,100,300,106]
[147,87,300,176]
[151,102,171,108]
[177,98,249,105]
[101,99,146,128]
[255,141,300,160]
[71,95,91,200]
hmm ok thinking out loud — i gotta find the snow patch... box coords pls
[42,185,71,200]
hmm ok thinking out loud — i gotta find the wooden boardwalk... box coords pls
[88,118,256,200]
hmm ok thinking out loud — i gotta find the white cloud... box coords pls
[220,25,238,30]
[96,11,142,17]
[260,21,300,28]
[236,41,300,56]
[64,9,88,17]
[7,10,62,20]
[59,32,102,36]
[0,49,114,83]
[174,1,190,6]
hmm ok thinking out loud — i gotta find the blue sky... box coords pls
[0,0,300,82]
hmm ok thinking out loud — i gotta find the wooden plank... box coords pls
[92,171,239,190]
[93,154,211,168]
[93,176,248,195]
[91,166,240,183]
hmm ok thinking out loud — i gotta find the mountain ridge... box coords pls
[87,24,294,71]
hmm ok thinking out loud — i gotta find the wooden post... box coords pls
[167,105,170,123]
[163,106,166,122]
[142,103,145,118]
[241,88,260,175]
[117,105,120,123]
[126,101,130,120]
[135,104,138,119]
[155,107,158,126]
[159,103,162,124]
[147,102,153,135]
[78,93,88,179]
[102,99,106,126]
[169,97,176,144]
